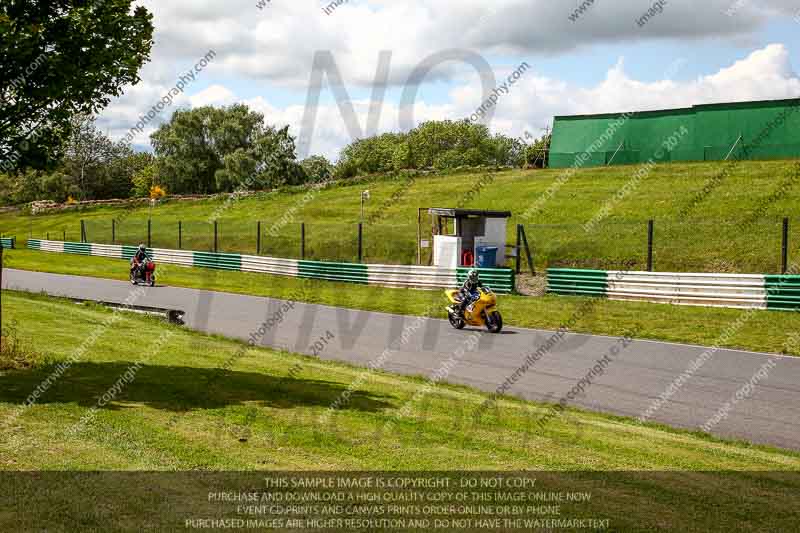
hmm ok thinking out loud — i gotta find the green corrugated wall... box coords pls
[550,98,800,168]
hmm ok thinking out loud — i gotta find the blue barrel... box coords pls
[476,246,498,268]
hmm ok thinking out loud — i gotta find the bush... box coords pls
[0,321,41,370]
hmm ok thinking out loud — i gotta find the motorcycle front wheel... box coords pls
[448,311,466,330]
[486,311,503,334]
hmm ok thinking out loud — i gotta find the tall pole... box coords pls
[257,221,261,255]
[0,244,3,344]
[147,219,151,248]
[358,223,363,263]
[647,220,654,272]
[417,208,422,266]
[214,221,218,253]
[301,223,306,260]
[782,217,789,275]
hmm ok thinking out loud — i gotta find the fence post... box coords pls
[62,229,66,242]
[178,221,182,250]
[47,232,50,241]
[515,224,522,275]
[257,221,261,255]
[147,219,151,248]
[112,219,115,244]
[0,245,3,342]
[358,223,363,263]
[782,217,789,274]
[214,221,218,253]
[647,219,654,272]
[301,223,305,260]
[80,220,86,243]
[520,225,535,275]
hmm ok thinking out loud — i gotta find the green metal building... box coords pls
[548,98,800,169]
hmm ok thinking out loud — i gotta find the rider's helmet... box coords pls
[138,244,146,252]
[467,269,479,284]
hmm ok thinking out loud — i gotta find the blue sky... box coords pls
[100,0,800,160]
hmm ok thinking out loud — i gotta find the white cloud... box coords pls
[129,0,797,87]
[189,85,237,107]
[96,1,799,158]
[279,44,798,160]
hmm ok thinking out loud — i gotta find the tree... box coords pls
[131,161,158,198]
[104,150,153,199]
[152,105,303,194]
[334,119,524,176]
[525,133,552,168]
[300,155,333,183]
[0,0,153,169]
[62,114,115,199]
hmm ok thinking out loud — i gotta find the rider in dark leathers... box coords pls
[455,269,483,316]
[131,244,148,279]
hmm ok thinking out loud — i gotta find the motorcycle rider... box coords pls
[454,269,484,316]
[131,244,148,279]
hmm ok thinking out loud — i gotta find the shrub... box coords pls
[0,321,41,370]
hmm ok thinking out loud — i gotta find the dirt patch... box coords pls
[516,273,548,297]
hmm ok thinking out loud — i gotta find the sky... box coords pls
[97,0,800,161]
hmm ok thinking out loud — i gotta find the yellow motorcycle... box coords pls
[445,287,503,333]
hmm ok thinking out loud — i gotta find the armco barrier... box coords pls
[26,240,514,293]
[0,236,15,249]
[547,268,800,310]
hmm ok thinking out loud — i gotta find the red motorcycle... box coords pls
[130,257,156,287]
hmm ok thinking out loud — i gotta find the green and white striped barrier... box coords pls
[0,236,15,249]
[27,240,515,294]
[547,268,800,311]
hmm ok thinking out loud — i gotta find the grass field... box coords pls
[3,291,800,530]
[2,159,799,273]
[5,248,800,357]
[2,290,799,471]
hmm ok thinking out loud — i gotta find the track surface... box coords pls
[5,269,800,451]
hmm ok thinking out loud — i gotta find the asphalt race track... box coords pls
[5,268,800,451]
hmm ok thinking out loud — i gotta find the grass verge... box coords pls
[3,291,800,530]
[1,289,799,471]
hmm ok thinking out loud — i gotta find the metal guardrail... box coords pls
[27,239,516,293]
[547,268,800,310]
[0,237,15,249]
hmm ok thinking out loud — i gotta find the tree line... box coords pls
[0,1,551,206]
[1,104,552,205]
